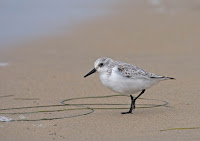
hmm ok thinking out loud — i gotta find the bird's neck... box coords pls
[99,72,110,86]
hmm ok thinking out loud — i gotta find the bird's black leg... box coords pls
[121,89,146,114]
[121,95,133,114]
[132,89,145,110]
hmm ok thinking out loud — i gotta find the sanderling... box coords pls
[84,57,174,114]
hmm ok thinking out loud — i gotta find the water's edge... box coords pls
[0,0,118,47]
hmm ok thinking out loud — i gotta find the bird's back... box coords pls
[113,60,161,79]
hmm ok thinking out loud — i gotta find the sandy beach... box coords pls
[1,0,200,140]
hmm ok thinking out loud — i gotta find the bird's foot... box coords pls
[121,111,132,114]
[121,103,135,114]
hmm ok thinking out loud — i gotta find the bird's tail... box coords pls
[164,76,175,80]
[151,76,175,80]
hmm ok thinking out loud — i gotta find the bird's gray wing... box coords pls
[117,64,146,78]
[117,63,159,79]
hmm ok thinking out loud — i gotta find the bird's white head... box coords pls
[94,57,111,73]
[84,57,112,78]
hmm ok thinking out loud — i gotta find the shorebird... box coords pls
[84,57,174,114]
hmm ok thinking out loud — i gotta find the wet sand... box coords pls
[1,0,200,140]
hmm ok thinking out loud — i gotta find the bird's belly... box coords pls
[109,78,148,94]
[100,73,157,95]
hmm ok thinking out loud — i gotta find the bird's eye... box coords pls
[99,63,103,67]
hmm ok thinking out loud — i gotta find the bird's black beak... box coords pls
[84,68,96,78]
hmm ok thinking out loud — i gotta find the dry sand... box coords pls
[1,0,200,140]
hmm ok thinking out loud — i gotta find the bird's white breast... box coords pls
[99,67,159,95]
